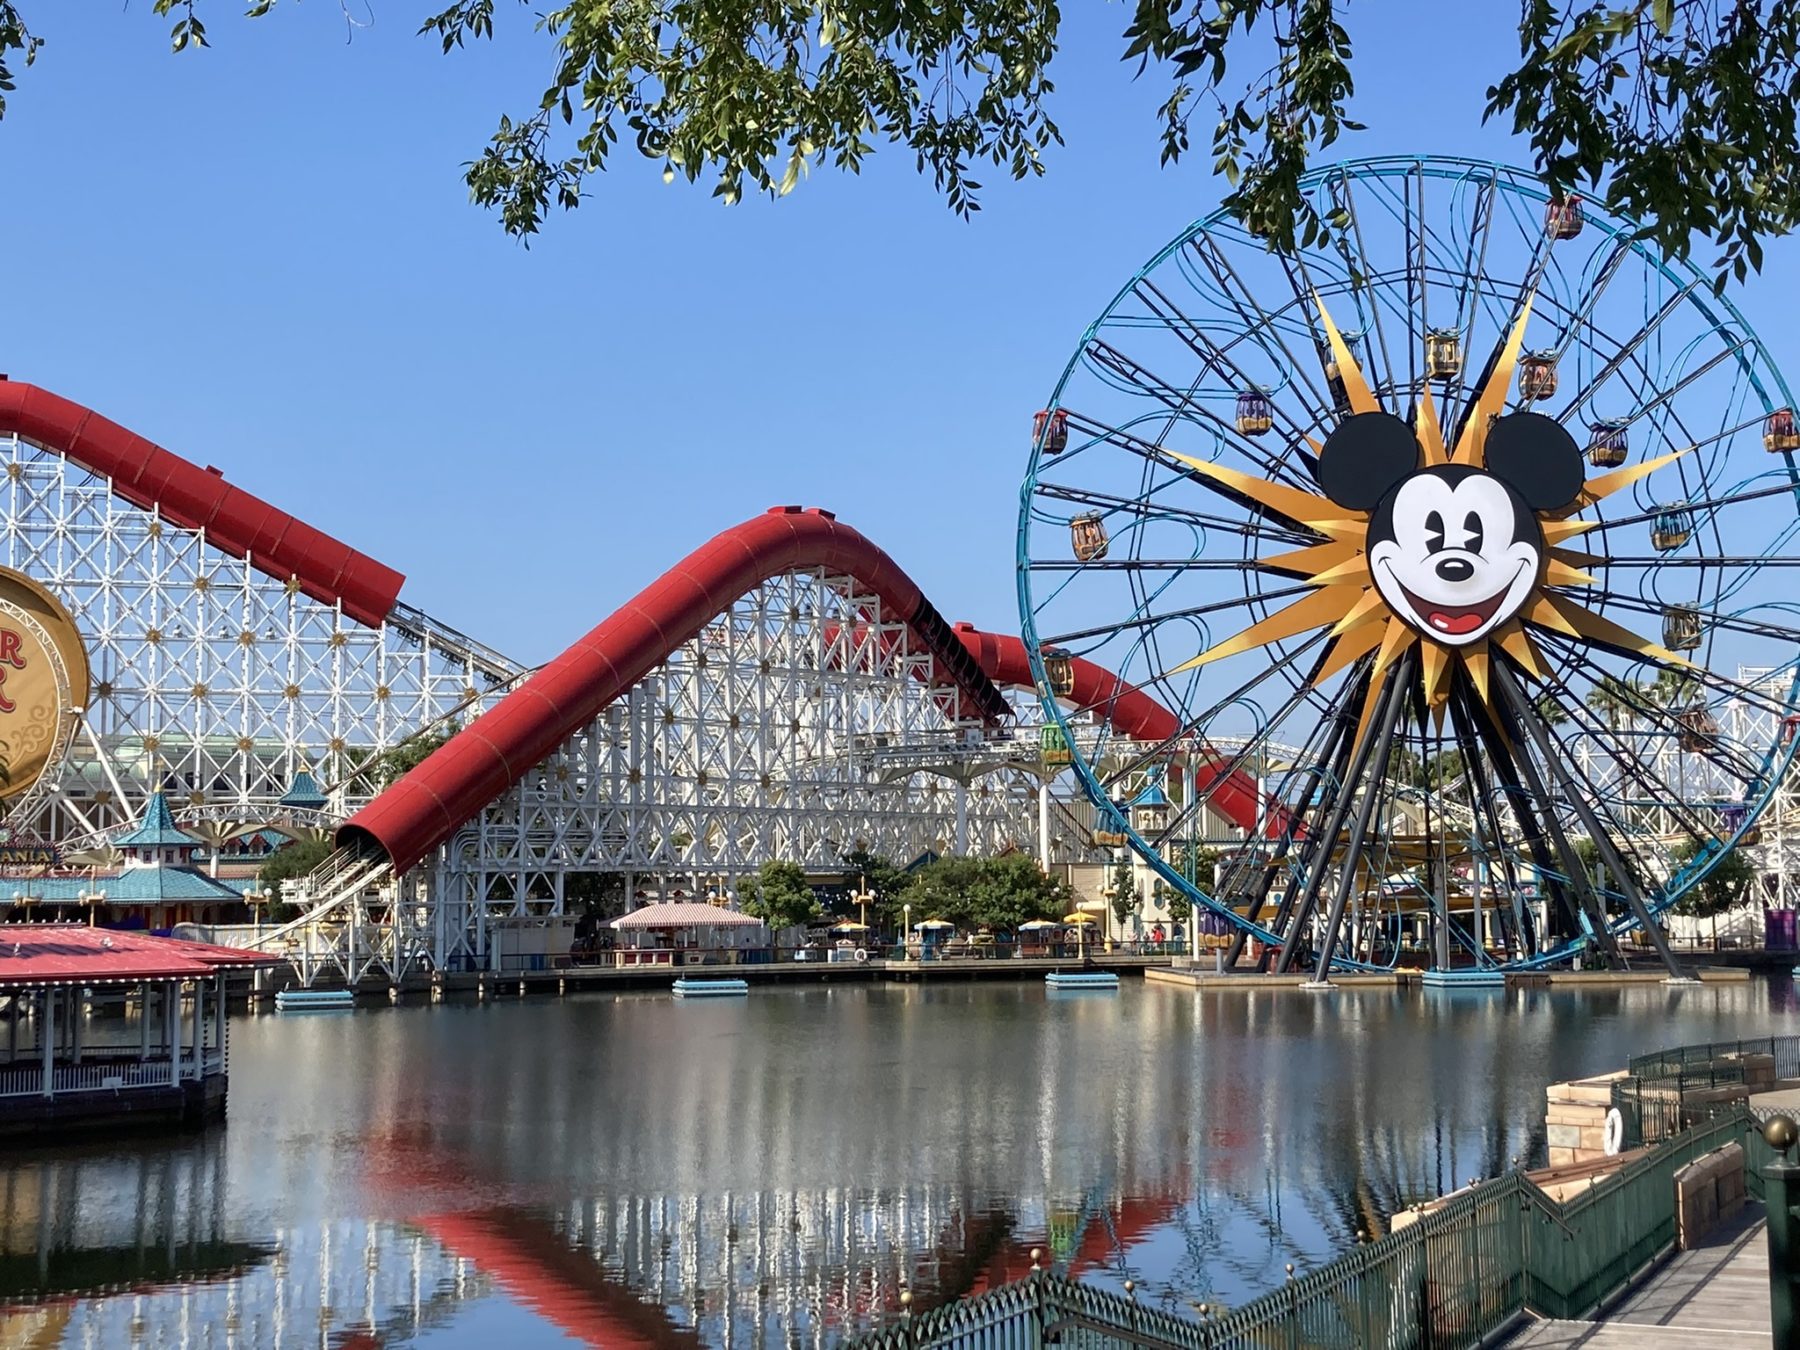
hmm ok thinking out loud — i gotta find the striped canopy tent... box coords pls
[611,903,764,930]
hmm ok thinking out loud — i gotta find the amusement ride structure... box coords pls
[1022,155,1800,976]
[0,155,1797,981]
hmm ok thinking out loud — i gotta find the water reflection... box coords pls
[2,979,1793,1345]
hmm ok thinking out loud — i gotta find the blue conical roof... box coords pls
[279,767,327,809]
[111,790,197,848]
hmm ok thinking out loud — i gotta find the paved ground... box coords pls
[1504,1202,1771,1346]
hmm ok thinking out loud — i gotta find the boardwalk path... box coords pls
[1504,1203,1771,1346]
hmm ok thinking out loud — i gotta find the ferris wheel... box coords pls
[1019,155,1800,975]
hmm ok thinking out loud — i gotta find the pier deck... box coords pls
[1503,1202,1771,1346]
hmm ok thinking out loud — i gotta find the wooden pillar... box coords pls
[39,989,53,1097]
[212,973,225,1073]
[166,981,180,1087]
[190,979,203,1080]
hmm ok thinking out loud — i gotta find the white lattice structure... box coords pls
[425,572,1047,973]
[0,427,519,848]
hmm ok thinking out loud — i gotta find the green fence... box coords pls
[1613,1034,1800,1149]
[848,1107,1766,1350]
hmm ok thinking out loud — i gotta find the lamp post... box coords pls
[1764,1113,1800,1343]
[246,886,268,936]
[902,902,912,960]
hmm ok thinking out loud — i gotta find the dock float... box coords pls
[1045,971,1120,990]
[673,977,749,998]
[1421,970,1506,989]
[275,989,355,1012]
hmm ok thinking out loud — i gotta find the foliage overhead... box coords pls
[3,2,1798,280]
[744,859,822,932]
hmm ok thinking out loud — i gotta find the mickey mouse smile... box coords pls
[1382,560,1528,638]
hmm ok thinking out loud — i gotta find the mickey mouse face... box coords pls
[1317,410,1584,648]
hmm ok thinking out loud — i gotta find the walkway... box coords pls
[1504,1203,1771,1346]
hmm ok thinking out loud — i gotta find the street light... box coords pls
[902,902,912,959]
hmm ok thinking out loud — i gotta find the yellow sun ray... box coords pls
[1494,622,1549,679]
[1415,382,1449,468]
[1541,519,1599,544]
[1541,557,1598,587]
[1461,645,1491,705]
[1165,586,1356,675]
[1535,593,1688,666]
[1421,640,1453,709]
[1259,540,1361,577]
[1160,450,1359,531]
[1313,618,1387,686]
[1313,293,1381,416]
[1550,546,1605,568]
[1371,615,1419,682]
[1328,587,1390,637]
[1451,294,1536,467]
[1564,447,1690,513]
[1309,555,1374,587]
[1521,595,1582,638]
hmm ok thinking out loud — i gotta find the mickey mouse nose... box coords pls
[1435,557,1474,583]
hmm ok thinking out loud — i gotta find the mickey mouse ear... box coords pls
[1316,412,1420,511]
[1485,412,1583,511]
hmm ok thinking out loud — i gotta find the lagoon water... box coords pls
[4,978,1796,1347]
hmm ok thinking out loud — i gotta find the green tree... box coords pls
[1670,835,1756,945]
[256,835,334,921]
[839,848,907,928]
[744,860,821,933]
[894,855,1068,931]
[362,723,457,791]
[5,4,1798,280]
[1107,856,1137,932]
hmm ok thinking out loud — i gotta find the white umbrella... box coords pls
[912,918,956,930]
[1018,920,1061,931]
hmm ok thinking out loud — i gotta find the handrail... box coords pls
[846,1106,1764,1350]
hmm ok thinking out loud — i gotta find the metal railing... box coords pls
[0,1058,191,1099]
[1614,1034,1800,1147]
[847,1108,1768,1350]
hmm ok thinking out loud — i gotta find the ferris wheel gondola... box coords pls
[1019,156,1800,975]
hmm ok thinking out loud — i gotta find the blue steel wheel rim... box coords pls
[1018,155,1800,974]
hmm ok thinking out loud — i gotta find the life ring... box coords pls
[854,948,868,963]
[1603,1107,1624,1157]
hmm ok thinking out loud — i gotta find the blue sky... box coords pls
[6,2,1799,662]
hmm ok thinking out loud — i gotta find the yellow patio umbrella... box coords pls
[1062,912,1099,925]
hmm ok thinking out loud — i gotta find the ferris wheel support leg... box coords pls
[1492,662,1685,979]
[1463,680,1597,952]
[1277,659,1411,975]
[1230,699,1356,970]
[1448,686,1533,959]
[1313,652,1418,981]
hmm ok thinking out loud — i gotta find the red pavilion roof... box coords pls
[0,925,280,987]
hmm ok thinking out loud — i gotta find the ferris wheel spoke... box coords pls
[1328,168,1407,398]
[1100,630,1336,805]
[1530,634,1773,784]
[1527,668,1733,842]
[1577,594,1800,669]
[1031,485,1314,551]
[1131,277,1334,434]
[1084,339,1321,488]
[1549,282,1699,427]
[1037,583,1314,648]
[1579,480,1800,537]
[1187,237,1340,419]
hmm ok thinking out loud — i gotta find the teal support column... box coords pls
[1766,1159,1800,1345]
[1764,1166,1792,1350]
